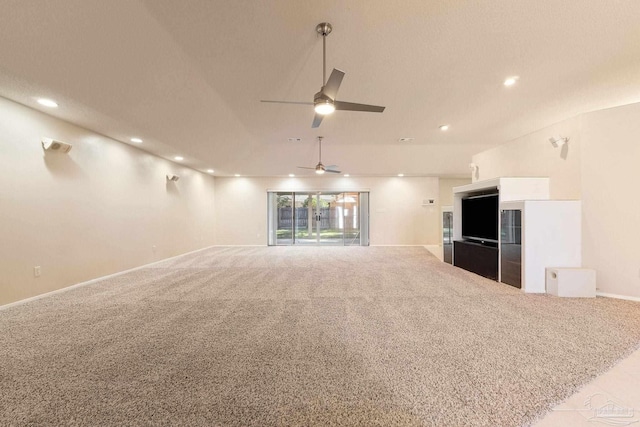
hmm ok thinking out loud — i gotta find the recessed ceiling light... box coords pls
[130,137,143,143]
[439,125,449,131]
[288,173,295,177]
[504,76,519,87]
[287,138,302,143]
[398,173,404,177]
[207,169,214,173]
[344,174,350,177]
[174,156,184,161]
[399,138,414,143]
[234,174,240,177]
[37,98,58,108]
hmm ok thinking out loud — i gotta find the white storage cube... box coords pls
[546,268,596,297]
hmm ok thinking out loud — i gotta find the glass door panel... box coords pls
[317,193,340,245]
[443,211,453,264]
[500,209,522,288]
[268,192,277,246]
[340,192,360,245]
[293,193,316,245]
[275,193,293,245]
[359,192,369,246]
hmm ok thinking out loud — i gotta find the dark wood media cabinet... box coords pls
[453,240,498,280]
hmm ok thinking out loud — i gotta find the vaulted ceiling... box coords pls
[1,0,639,177]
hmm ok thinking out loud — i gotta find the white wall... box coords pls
[214,176,441,246]
[580,103,640,298]
[471,115,582,200]
[439,178,471,207]
[470,102,640,298]
[0,97,216,305]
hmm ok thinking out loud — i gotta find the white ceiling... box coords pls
[1,0,640,177]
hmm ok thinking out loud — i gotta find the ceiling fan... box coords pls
[298,136,341,174]
[261,22,385,128]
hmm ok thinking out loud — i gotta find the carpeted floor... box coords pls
[1,246,640,426]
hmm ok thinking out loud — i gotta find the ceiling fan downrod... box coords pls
[316,23,332,87]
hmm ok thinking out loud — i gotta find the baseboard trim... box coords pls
[371,244,430,246]
[212,245,265,247]
[423,245,443,261]
[0,245,217,311]
[596,292,640,302]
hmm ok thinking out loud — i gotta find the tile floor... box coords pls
[534,347,640,426]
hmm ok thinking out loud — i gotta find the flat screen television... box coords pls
[461,194,499,243]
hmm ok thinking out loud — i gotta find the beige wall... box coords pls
[470,102,640,298]
[214,176,441,246]
[0,97,215,305]
[471,115,582,200]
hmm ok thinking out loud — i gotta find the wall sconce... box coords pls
[166,174,180,182]
[549,136,569,148]
[42,137,72,153]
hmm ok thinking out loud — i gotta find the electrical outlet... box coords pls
[34,266,41,277]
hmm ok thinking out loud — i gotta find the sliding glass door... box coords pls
[268,191,369,246]
[294,193,322,245]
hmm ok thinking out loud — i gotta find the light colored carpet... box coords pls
[1,246,639,426]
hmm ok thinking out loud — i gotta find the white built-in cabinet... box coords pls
[453,177,582,293]
[501,200,581,292]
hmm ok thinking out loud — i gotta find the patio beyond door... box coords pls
[267,192,369,246]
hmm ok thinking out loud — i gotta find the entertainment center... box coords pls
[452,177,582,293]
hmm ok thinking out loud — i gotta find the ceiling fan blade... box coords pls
[323,68,345,100]
[312,113,324,128]
[325,165,339,170]
[297,166,316,170]
[260,100,314,105]
[334,101,385,113]
[325,169,341,174]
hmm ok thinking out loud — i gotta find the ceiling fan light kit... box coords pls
[261,22,385,128]
[314,99,335,115]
